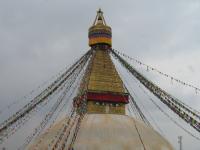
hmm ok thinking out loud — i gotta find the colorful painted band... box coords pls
[87,91,129,103]
[89,30,111,36]
[89,37,112,46]
[89,33,112,38]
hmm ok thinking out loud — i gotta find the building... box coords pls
[28,9,174,150]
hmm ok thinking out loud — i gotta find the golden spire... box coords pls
[93,8,107,26]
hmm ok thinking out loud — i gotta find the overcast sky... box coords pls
[1,0,200,149]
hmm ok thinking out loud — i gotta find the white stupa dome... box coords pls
[28,114,173,150]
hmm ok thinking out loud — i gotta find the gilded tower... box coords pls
[86,9,129,114]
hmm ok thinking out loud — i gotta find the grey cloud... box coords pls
[1,0,200,149]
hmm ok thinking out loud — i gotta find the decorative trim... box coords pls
[87,91,129,103]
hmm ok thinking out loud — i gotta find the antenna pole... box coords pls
[178,136,182,150]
